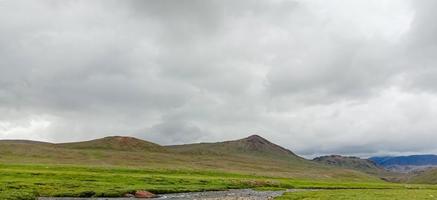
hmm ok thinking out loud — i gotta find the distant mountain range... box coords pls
[312,154,437,181]
[369,155,437,172]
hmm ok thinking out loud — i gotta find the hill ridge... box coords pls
[56,135,165,152]
[168,134,301,161]
[235,134,298,156]
[313,155,382,171]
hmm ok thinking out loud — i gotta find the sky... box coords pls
[1,0,437,158]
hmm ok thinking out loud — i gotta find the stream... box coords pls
[38,189,297,200]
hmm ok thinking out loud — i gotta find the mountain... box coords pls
[0,134,381,182]
[168,134,301,160]
[370,155,437,172]
[57,136,165,152]
[165,135,385,181]
[370,155,437,166]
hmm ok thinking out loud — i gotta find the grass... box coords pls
[0,163,265,199]
[276,189,437,200]
[1,163,435,200]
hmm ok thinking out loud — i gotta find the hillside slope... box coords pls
[313,155,402,182]
[57,136,165,152]
[403,167,437,184]
[313,155,382,174]
[168,135,301,160]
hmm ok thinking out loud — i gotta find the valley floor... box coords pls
[276,189,437,200]
[1,163,436,200]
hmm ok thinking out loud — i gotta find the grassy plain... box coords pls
[276,189,437,200]
[0,163,420,200]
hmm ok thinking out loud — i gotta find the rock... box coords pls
[135,190,156,198]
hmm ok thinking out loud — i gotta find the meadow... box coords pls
[0,163,434,200]
[276,189,437,200]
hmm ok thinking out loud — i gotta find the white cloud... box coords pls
[0,116,52,140]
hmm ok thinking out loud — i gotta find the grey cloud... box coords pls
[2,0,437,157]
[407,0,437,47]
[396,0,437,94]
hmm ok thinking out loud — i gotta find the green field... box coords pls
[0,163,273,199]
[276,189,437,200]
[0,163,422,200]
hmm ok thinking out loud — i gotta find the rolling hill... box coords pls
[0,135,381,181]
[57,136,165,152]
[168,135,301,160]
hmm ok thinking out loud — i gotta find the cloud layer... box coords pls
[1,0,437,157]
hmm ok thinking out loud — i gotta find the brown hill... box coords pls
[57,136,165,152]
[167,134,302,160]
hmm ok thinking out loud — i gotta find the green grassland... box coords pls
[0,163,427,200]
[0,163,275,199]
[276,189,437,200]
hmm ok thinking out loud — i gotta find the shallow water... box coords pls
[156,189,284,200]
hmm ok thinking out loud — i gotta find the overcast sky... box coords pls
[1,0,437,158]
